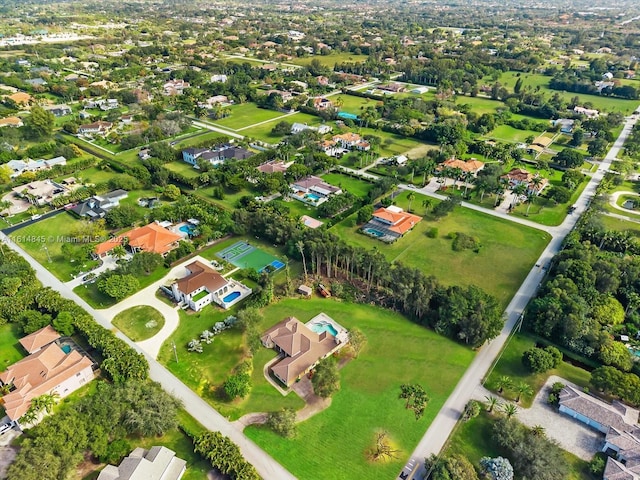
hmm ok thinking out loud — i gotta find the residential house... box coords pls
[78,121,113,136]
[333,133,370,151]
[574,106,600,118]
[290,176,342,206]
[312,97,333,110]
[265,89,293,102]
[94,222,182,258]
[138,148,151,160]
[378,82,406,93]
[438,158,485,175]
[602,71,614,80]
[0,326,95,423]
[316,76,330,86]
[257,161,290,174]
[97,446,186,480]
[558,386,640,480]
[199,95,230,108]
[181,144,253,167]
[554,118,575,134]
[260,314,348,386]
[7,92,33,106]
[86,99,119,111]
[24,78,47,87]
[0,116,23,128]
[70,190,128,219]
[171,260,251,311]
[361,206,422,242]
[44,104,72,117]
[210,74,228,83]
[501,168,548,195]
[163,79,190,96]
[12,179,68,205]
[319,139,342,157]
[291,123,332,135]
[531,136,554,149]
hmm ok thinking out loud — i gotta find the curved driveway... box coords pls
[0,234,297,480]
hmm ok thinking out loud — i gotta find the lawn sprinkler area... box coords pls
[216,241,285,273]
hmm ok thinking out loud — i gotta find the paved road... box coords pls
[400,111,639,479]
[0,233,297,480]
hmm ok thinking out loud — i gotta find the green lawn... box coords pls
[210,103,285,131]
[74,264,169,309]
[112,305,166,342]
[12,212,100,282]
[490,72,640,114]
[321,172,373,198]
[457,96,506,114]
[487,124,542,144]
[290,53,369,67]
[245,297,475,480]
[331,191,550,306]
[484,333,592,408]
[599,214,640,236]
[0,323,25,370]
[242,112,327,143]
[444,410,591,480]
[334,94,381,115]
[164,161,201,179]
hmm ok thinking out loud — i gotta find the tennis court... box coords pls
[216,241,285,273]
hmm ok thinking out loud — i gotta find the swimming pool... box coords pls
[179,224,196,235]
[223,291,241,303]
[364,227,385,238]
[310,322,338,336]
[61,344,72,354]
[338,111,359,120]
[306,193,321,201]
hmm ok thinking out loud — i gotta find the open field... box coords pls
[112,305,165,342]
[11,212,99,282]
[334,94,380,115]
[487,124,542,144]
[290,53,369,67]
[456,96,507,114]
[242,111,326,143]
[599,214,640,236]
[210,103,286,130]
[321,172,373,198]
[246,297,475,480]
[331,190,551,306]
[163,160,201,179]
[489,72,640,115]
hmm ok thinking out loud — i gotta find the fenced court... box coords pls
[216,241,284,273]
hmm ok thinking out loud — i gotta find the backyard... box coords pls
[0,322,24,370]
[321,172,374,198]
[244,297,475,480]
[331,190,551,306]
[209,103,287,131]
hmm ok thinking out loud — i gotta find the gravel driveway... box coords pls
[515,375,602,461]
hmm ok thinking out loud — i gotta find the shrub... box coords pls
[451,232,481,252]
[426,227,439,238]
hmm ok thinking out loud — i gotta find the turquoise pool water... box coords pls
[179,224,195,235]
[306,193,321,201]
[61,345,72,354]
[310,322,338,336]
[223,291,241,303]
[364,227,385,238]
[338,111,359,120]
[630,347,640,357]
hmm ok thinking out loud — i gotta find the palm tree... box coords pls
[484,395,499,413]
[525,191,536,216]
[296,241,308,282]
[422,198,433,214]
[502,402,518,419]
[0,200,11,215]
[495,376,513,394]
[462,171,475,198]
[515,382,533,403]
[531,425,546,437]
[407,192,416,213]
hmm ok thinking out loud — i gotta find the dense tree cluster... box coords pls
[194,432,260,480]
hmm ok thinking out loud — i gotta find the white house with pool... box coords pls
[171,260,251,311]
[260,313,348,387]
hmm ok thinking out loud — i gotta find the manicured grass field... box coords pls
[331,191,551,306]
[356,126,427,157]
[333,94,380,115]
[290,53,369,67]
[163,161,201,179]
[112,305,165,342]
[457,96,506,114]
[599,214,640,236]
[484,333,592,408]
[245,298,475,480]
[211,103,286,130]
[321,172,373,198]
[58,165,121,185]
[0,323,24,370]
[12,212,99,281]
[241,112,326,143]
[487,124,542,144]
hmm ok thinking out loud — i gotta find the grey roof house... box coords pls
[70,190,128,219]
[97,446,186,480]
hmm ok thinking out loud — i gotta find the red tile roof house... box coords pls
[0,326,96,426]
[171,260,251,311]
[500,168,548,195]
[260,314,348,387]
[333,133,370,151]
[78,121,113,136]
[362,206,422,242]
[94,222,182,258]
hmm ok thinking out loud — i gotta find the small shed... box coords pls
[298,285,312,297]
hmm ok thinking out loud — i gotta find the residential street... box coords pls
[400,111,639,479]
[0,233,298,480]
